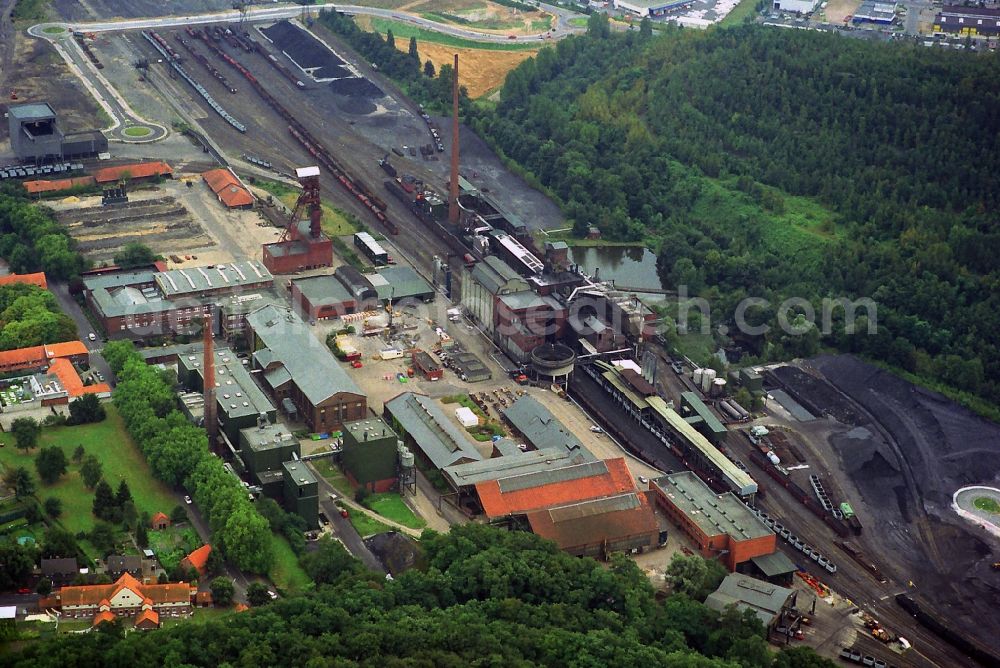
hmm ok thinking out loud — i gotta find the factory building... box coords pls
[262,167,333,274]
[933,5,1000,35]
[368,266,435,304]
[177,346,276,442]
[202,168,254,209]
[705,574,797,631]
[679,392,728,445]
[341,416,401,493]
[282,460,319,529]
[291,275,357,321]
[489,231,544,277]
[526,492,659,558]
[772,0,820,12]
[383,392,483,471]
[247,304,367,433]
[461,255,529,335]
[650,472,775,571]
[502,395,595,462]
[239,421,299,491]
[83,262,273,340]
[613,0,695,16]
[852,0,896,23]
[493,291,566,364]
[7,102,108,162]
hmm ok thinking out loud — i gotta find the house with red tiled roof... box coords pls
[0,340,90,375]
[150,512,170,530]
[52,572,191,626]
[180,544,212,576]
[135,608,160,630]
[0,272,48,289]
[202,168,254,209]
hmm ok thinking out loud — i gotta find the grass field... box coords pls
[369,17,540,50]
[349,512,394,537]
[310,459,354,497]
[719,0,760,26]
[161,607,232,628]
[123,126,152,137]
[363,493,426,530]
[41,26,65,34]
[269,534,311,592]
[974,497,1000,514]
[0,406,178,535]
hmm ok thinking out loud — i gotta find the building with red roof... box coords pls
[474,458,636,520]
[52,572,191,625]
[0,272,48,289]
[150,512,170,530]
[135,608,160,630]
[181,544,212,576]
[22,176,97,195]
[93,161,173,183]
[0,340,89,375]
[526,492,659,558]
[202,168,254,209]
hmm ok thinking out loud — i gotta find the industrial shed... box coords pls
[291,274,357,320]
[526,492,659,558]
[202,168,254,209]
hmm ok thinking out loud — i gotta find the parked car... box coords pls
[351,360,363,369]
[88,332,97,341]
[638,476,649,485]
[340,508,349,518]
[589,425,604,433]
[184,495,192,505]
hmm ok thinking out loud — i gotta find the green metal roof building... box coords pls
[341,416,400,493]
[282,460,319,529]
[239,422,300,483]
[680,392,728,445]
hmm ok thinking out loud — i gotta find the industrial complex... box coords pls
[0,5,993,664]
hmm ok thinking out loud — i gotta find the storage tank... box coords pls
[399,447,415,469]
[693,368,704,388]
[767,451,781,466]
[701,368,717,393]
[711,378,727,397]
[720,400,742,422]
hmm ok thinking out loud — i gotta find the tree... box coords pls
[41,527,78,559]
[36,576,52,596]
[666,553,709,598]
[385,28,395,49]
[4,466,35,498]
[44,496,62,519]
[0,539,37,589]
[113,242,159,269]
[408,36,419,61]
[24,501,41,523]
[245,582,271,607]
[210,577,235,607]
[734,387,753,411]
[136,523,149,549]
[424,59,435,78]
[80,455,103,489]
[90,522,116,554]
[72,445,85,463]
[115,480,132,507]
[11,417,40,452]
[93,480,116,521]
[639,16,653,38]
[157,572,168,584]
[35,446,68,484]
[67,394,106,425]
[301,536,359,585]
[205,544,224,576]
[586,11,610,38]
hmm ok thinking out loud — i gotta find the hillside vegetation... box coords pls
[471,20,1000,414]
[7,524,835,668]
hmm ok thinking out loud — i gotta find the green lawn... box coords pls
[310,459,354,497]
[363,493,426,530]
[161,607,233,628]
[149,525,201,573]
[568,16,588,27]
[277,192,357,237]
[123,126,152,137]
[0,406,178,534]
[973,497,1000,514]
[719,0,760,27]
[349,512,394,537]
[269,534,311,593]
[41,26,65,34]
[370,17,540,50]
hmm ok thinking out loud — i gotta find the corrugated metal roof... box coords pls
[372,266,433,301]
[247,304,362,404]
[497,460,609,493]
[385,393,482,469]
[546,491,640,522]
[293,274,354,306]
[705,574,794,627]
[653,472,771,540]
[443,449,582,488]
[680,392,727,435]
[750,551,797,577]
[502,395,596,461]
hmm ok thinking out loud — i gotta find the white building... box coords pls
[613,0,696,17]
[772,0,820,13]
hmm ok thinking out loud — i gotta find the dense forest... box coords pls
[8,525,835,668]
[0,185,87,280]
[0,283,76,350]
[470,20,1000,416]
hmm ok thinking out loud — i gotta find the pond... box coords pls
[566,245,665,292]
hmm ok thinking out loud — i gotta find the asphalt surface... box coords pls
[27,26,166,142]
[182,501,254,603]
[33,2,584,43]
[309,466,386,573]
[50,281,114,384]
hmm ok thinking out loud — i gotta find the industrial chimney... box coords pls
[448,53,460,226]
[202,313,217,445]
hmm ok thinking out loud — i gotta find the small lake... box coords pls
[566,245,665,293]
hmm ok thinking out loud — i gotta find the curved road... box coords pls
[27,26,167,143]
[31,2,584,45]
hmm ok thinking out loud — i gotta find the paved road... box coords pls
[27,26,167,142]
[31,2,584,45]
[50,280,114,384]
[308,465,386,573]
